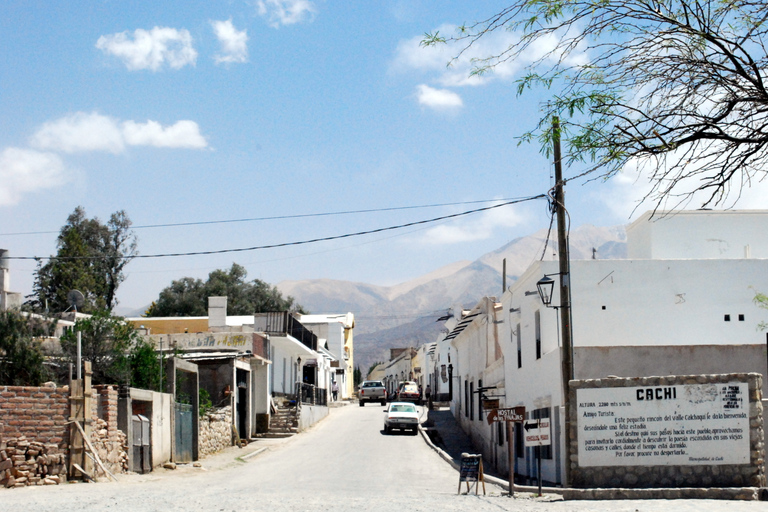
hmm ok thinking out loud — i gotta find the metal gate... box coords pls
[174,403,193,463]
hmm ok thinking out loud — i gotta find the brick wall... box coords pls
[0,384,69,487]
[0,384,69,449]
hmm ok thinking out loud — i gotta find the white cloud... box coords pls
[96,27,197,71]
[420,203,525,244]
[30,112,125,154]
[30,112,208,153]
[0,148,68,206]
[257,0,316,28]
[122,120,208,149]
[211,19,248,64]
[416,84,463,110]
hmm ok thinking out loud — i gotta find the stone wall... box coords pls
[0,384,69,487]
[569,373,765,488]
[91,386,128,475]
[199,406,232,458]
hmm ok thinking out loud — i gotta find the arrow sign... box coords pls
[486,406,525,425]
[523,419,551,447]
[524,420,539,432]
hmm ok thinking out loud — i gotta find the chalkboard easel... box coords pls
[458,453,485,495]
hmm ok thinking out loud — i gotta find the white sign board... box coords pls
[524,419,551,447]
[577,383,749,467]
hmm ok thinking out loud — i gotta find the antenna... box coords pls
[67,290,84,312]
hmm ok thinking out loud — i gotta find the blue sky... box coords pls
[2,1,764,312]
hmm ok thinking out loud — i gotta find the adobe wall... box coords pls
[91,385,128,475]
[569,373,765,488]
[0,384,69,487]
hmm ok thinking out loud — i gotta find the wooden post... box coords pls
[508,421,515,492]
[82,362,93,477]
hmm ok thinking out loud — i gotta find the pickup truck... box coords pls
[358,380,387,406]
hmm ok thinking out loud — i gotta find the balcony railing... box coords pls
[253,312,317,351]
[295,382,327,406]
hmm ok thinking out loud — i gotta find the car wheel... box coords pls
[359,400,365,407]
[384,425,390,434]
[380,400,386,406]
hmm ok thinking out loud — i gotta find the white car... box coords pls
[383,402,419,434]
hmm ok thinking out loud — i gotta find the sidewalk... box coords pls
[422,406,504,480]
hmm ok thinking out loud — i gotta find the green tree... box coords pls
[755,291,768,331]
[145,263,305,317]
[353,365,362,388]
[29,206,138,313]
[127,337,163,391]
[424,0,768,209]
[0,310,52,385]
[60,310,139,385]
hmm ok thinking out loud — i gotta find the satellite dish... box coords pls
[67,290,85,311]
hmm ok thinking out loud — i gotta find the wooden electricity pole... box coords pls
[552,118,574,487]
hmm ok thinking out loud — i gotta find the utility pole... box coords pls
[552,117,574,487]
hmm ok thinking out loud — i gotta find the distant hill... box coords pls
[283,224,627,371]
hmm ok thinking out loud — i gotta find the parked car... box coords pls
[395,381,421,404]
[383,402,419,434]
[358,380,387,406]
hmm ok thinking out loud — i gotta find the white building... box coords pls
[449,210,768,485]
[297,313,355,400]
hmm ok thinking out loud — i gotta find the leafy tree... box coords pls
[127,337,163,391]
[29,206,138,313]
[145,263,305,316]
[0,310,53,385]
[60,310,139,385]
[424,0,768,210]
[755,291,768,331]
[353,365,362,388]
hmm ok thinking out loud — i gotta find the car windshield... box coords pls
[390,404,416,413]
[401,385,418,393]
[363,382,382,387]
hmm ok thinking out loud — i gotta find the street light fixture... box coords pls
[536,275,556,307]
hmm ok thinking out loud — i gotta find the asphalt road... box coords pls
[0,404,763,511]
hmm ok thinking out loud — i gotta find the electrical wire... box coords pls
[7,195,547,261]
[0,196,537,236]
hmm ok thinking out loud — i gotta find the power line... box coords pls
[7,195,546,261]
[0,196,535,236]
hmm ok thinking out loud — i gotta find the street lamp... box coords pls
[536,275,556,307]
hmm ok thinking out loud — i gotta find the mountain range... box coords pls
[278,224,628,372]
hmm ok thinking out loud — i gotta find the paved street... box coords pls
[0,404,764,511]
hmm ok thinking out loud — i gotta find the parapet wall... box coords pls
[569,373,764,488]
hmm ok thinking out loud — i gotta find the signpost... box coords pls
[486,406,525,495]
[523,418,551,495]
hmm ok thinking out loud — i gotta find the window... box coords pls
[464,379,469,418]
[469,382,474,421]
[477,379,483,420]
[515,423,524,458]
[531,407,552,459]
[516,323,522,369]
[535,310,541,360]
[497,421,504,446]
